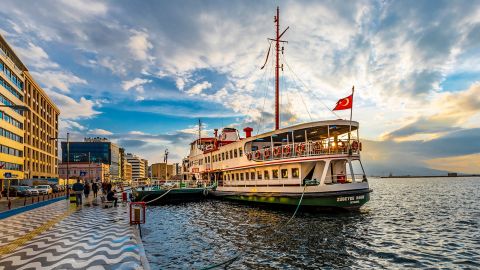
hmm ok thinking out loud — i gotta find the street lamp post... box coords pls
[49,132,69,199]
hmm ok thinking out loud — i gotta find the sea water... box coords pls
[141,177,480,269]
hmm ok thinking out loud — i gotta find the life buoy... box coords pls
[254,150,262,159]
[351,141,359,151]
[283,145,291,156]
[246,152,252,160]
[264,149,271,159]
[273,147,281,157]
[296,143,305,155]
[313,141,322,151]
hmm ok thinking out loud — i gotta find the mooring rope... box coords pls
[141,188,173,205]
[199,185,308,269]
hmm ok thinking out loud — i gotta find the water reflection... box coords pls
[141,177,480,269]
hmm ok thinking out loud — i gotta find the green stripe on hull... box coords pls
[223,192,370,209]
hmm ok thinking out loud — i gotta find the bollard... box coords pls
[37,196,40,203]
[32,197,34,204]
[24,197,27,206]
[7,199,11,210]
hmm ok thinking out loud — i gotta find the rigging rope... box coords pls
[282,54,340,119]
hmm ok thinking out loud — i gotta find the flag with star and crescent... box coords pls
[333,93,353,111]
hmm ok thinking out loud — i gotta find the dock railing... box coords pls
[248,139,361,162]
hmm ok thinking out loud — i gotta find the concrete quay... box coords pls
[0,195,149,270]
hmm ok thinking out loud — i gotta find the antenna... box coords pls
[265,6,288,130]
[198,119,202,150]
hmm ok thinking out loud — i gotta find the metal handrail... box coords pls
[248,139,361,161]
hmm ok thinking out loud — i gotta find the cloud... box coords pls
[30,71,87,93]
[425,154,480,174]
[88,128,113,135]
[14,42,59,69]
[185,81,212,95]
[383,83,480,140]
[128,30,153,61]
[47,91,100,119]
[121,78,152,92]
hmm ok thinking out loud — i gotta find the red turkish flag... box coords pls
[333,94,353,111]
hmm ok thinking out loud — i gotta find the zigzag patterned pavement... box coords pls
[0,198,147,270]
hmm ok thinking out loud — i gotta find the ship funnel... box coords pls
[243,127,253,138]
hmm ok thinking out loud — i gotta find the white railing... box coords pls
[246,140,361,162]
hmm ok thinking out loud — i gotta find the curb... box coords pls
[132,223,151,270]
[0,196,66,220]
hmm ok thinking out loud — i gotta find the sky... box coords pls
[0,0,479,175]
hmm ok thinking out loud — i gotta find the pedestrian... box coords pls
[107,189,118,207]
[92,182,99,198]
[106,182,112,193]
[84,181,91,198]
[72,179,84,206]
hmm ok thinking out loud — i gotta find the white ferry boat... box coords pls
[181,7,371,210]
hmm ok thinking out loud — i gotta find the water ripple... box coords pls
[141,177,480,269]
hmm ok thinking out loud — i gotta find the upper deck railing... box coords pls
[246,139,361,162]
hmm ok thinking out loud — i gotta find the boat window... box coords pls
[272,169,279,179]
[292,168,299,178]
[257,171,262,180]
[222,153,225,160]
[234,149,238,158]
[236,173,239,180]
[226,152,229,159]
[227,174,230,181]
[246,172,250,180]
[240,173,244,180]
[251,172,255,180]
[264,170,270,180]
[281,169,288,179]
[205,157,207,163]
[251,145,258,151]
[230,150,233,159]
[239,147,243,157]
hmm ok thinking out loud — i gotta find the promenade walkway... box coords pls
[0,195,148,270]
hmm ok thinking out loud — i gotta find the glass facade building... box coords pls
[61,141,120,178]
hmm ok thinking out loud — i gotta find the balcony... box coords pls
[246,139,361,162]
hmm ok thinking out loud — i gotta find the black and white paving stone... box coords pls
[0,199,147,270]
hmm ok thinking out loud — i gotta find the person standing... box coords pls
[72,180,85,206]
[106,182,112,193]
[84,182,91,198]
[92,182,99,198]
[107,189,118,207]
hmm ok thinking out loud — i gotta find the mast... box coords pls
[271,7,288,130]
[275,6,280,130]
[198,118,201,149]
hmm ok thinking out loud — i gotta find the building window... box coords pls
[281,169,288,179]
[292,168,299,178]
[272,169,279,179]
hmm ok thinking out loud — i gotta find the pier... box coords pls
[0,195,149,270]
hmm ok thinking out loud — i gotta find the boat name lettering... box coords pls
[336,195,365,202]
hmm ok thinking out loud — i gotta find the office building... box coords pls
[58,162,110,183]
[61,137,120,179]
[142,159,149,178]
[151,163,174,180]
[23,71,60,180]
[124,162,132,182]
[119,147,125,180]
[125,153,145,179]
[0,34,27,189]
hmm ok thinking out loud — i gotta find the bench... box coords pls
[100,196,114,208]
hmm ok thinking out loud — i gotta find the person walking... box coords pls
[106,182,112,193]
[92,182,99,198]
[84,182,91,199]
[72,179,85,207]
[107,189,118,207]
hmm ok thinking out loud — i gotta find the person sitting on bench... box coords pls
[107,189,118,207]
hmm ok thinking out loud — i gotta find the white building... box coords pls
[125,153,145,179]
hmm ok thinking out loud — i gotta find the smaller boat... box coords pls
[132,180,212,204]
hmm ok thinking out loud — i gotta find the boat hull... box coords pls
[210,188,371,210]
[133,188,209,204]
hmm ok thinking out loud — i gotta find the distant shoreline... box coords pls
[378,175,480,178]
